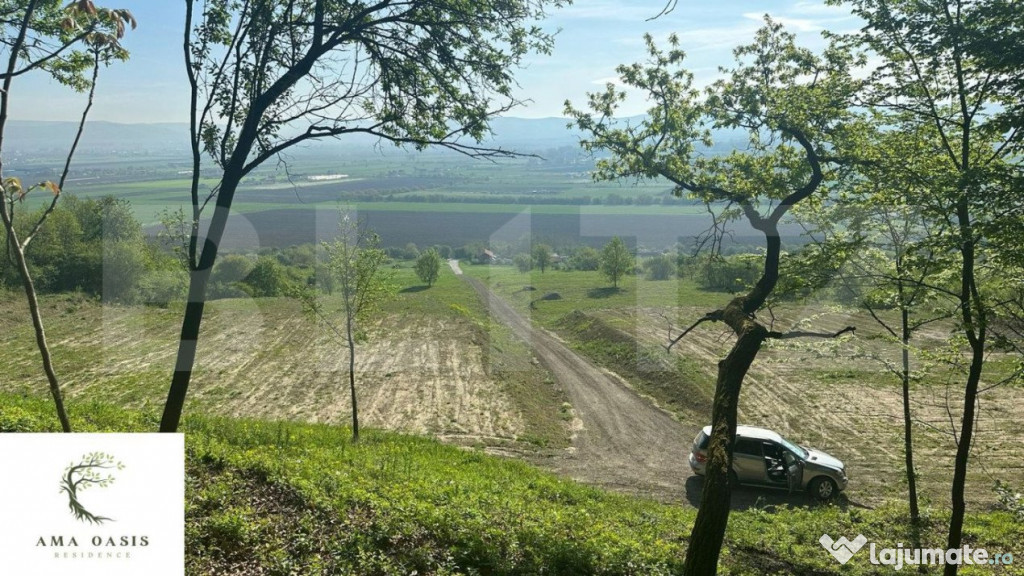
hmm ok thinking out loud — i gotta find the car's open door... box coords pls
[783,451,804,494]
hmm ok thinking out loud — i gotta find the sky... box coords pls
[9,1,861,124]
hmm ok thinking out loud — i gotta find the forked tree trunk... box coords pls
[683,231,782,575]
[0,0,70,432]
[682,319,767,576]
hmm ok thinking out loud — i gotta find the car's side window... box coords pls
[734,438,762,456]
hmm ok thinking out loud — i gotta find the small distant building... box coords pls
[479,249,496,264]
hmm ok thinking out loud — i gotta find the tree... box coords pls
[831,1,1024,571]
[210,253,254,298]
[300,213,395,442]
[532,243,553,273]
[414,248,442,287]
[403,243,420,261]
[568,23,860,574]
[60,451,123,525]
[159,0,567,432]
[513,253,533,273]
[801,190,952,538]
[0,1,134,432]
[599,237,632,288]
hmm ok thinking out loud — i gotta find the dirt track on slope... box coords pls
[463,276,693,500]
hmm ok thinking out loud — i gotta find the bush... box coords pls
[691,254,762,293]
[134,269,188,306]
[102,241,150,302]
[241,256,292,297]
[643,254,675,280]
[568,246,600,271]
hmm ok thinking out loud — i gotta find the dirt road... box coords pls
[463,276,692,499]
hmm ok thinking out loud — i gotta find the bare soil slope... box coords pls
[616,305,1024,508]
[0,295,538,447]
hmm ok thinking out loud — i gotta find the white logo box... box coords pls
[0,433,184,576]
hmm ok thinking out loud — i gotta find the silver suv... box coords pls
[688,425,848,500]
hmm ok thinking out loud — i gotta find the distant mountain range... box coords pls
[4,120,189,155]
[5,116,743,157]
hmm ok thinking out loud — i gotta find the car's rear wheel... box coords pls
[809,476,837,501]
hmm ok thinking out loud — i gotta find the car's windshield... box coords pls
[779,437,808,459]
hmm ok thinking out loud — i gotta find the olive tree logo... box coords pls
[59,452,124,525]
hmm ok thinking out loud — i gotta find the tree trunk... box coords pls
[944,198,985,576]
[683,230,782,576]
[159,178,242,432]
[900,303,921,533]
[683,321,767,575]
[159,267,211,432]
[11,239,72,432]
[347,317,359,442]
[943,338,983,576]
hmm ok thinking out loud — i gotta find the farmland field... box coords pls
[0,267,571,453]
[13,149,803,251]
[212,208,788,253]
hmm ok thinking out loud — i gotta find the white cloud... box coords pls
[743,12,822,32]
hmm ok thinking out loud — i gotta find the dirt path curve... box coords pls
[448,259,463,275]
[462,275,691,500]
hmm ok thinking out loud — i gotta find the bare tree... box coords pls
[159,0,567,432]
[0,0,134,432]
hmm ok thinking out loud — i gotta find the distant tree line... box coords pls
[3,200,787,302]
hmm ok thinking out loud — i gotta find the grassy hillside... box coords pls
[2,394,1020,575]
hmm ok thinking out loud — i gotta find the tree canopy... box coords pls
[599,237,632,288]
[415,248,442,287]
[568,19,862,574]
[160,0,568,432]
